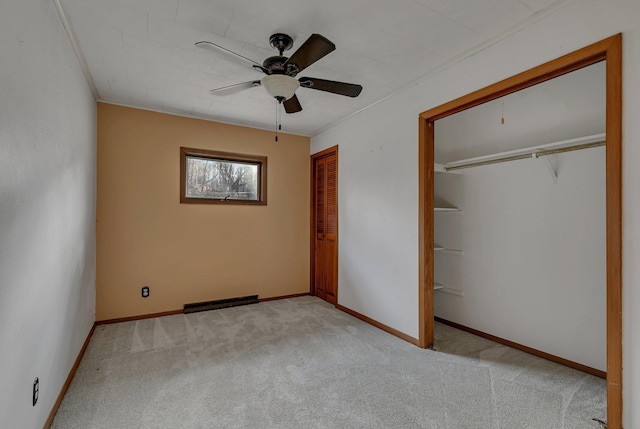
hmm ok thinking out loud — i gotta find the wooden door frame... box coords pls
[418,34,622,427]
[310,145,339,301]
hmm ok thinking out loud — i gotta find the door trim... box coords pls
[310,145,339,302]
[418,34,622,427]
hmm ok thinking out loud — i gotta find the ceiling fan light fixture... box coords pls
[261,74,299,100]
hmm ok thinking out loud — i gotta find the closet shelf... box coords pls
[434,247,463,256]
[435,287,464,297]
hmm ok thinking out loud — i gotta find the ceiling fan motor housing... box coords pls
[264,34,299,75]
[263,56,289,74]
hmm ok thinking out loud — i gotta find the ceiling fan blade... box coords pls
[283,94,303,113]
[299,77,363,97]
[195,41,266,72]
[284,34,335,73]
[209,81,261,96]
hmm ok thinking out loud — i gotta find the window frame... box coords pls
[180,147,267,205]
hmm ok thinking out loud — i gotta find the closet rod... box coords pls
[444,133,607,171]
[445,140,605,171]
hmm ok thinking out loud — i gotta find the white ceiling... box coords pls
[59,0,565,136]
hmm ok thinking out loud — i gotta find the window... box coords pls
[180,147,267,205]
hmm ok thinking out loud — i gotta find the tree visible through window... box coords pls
[186,157,258,199]
[180,147,267,205]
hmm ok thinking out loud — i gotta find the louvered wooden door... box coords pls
[313,150,338,304]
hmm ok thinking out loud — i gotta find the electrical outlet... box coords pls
[141,286,150,298]
[32,378,39,406]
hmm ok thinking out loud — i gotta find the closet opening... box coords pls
[418,35,622,427]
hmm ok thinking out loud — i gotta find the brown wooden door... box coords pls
[312,149,338,304]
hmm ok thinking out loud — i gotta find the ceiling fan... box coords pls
[195,33,363,114]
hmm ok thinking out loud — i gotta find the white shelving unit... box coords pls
[434,163,463,294]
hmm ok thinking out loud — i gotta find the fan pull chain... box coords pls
[274,98,284,142]
[275,99,279,142]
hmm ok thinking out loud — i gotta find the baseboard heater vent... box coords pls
[183,295,259,314]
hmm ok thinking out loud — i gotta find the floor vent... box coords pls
[183,295,259,314]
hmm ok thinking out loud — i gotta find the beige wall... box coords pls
[97,103,310,320]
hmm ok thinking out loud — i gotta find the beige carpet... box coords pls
[52,296,606,428]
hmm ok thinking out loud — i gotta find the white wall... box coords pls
[311,1,640,425]
[0,1,96,427]
[434,148,606,371]
[622,22,640,429]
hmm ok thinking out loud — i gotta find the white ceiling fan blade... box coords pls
[195,41,264,71]
[209,81,261,96]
